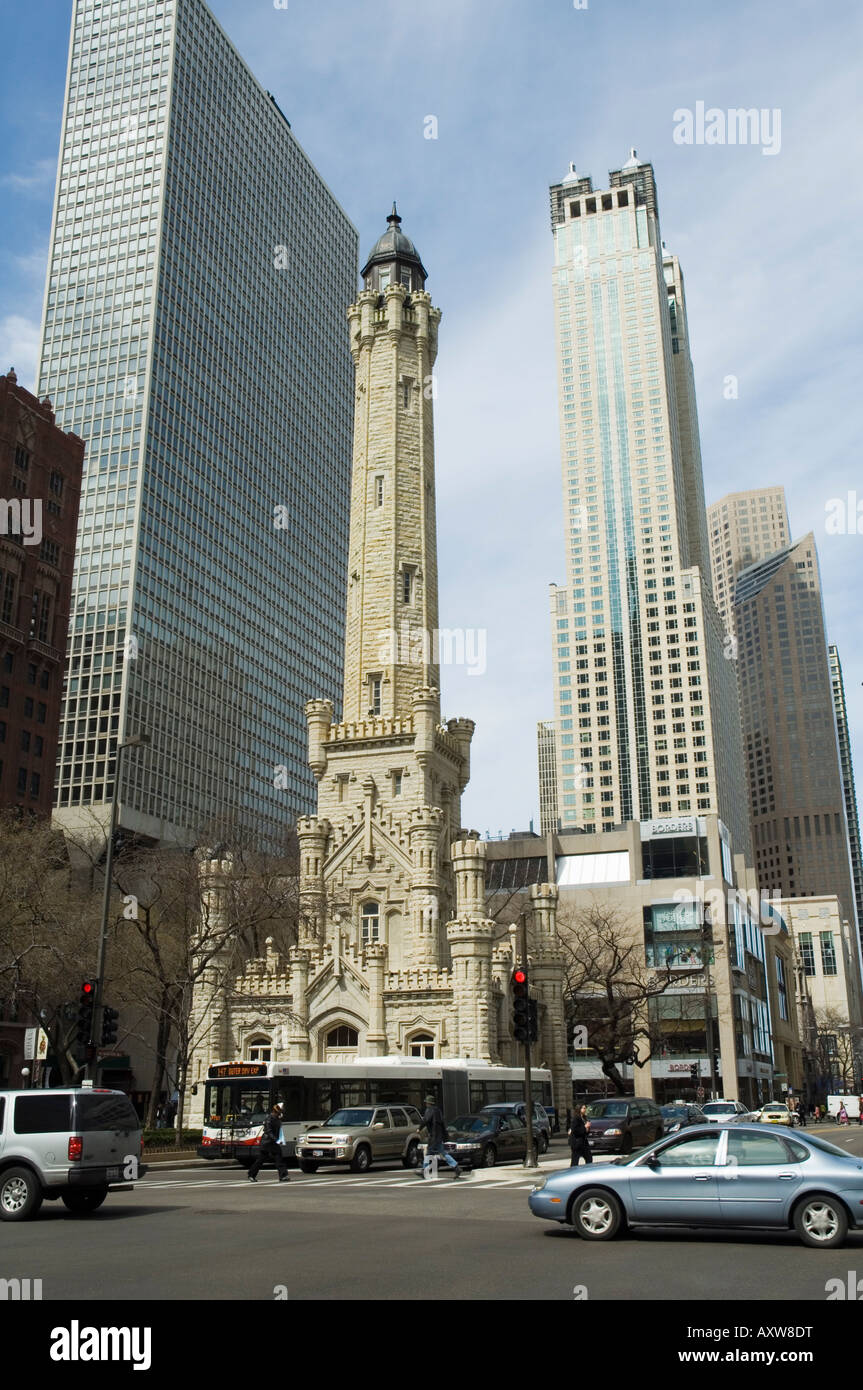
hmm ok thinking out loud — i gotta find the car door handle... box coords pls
[694,1175,710,1181]
[778,1173,797,1180]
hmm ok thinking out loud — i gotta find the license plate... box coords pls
[313,1150,324,1157]
[107,1167,120,1180]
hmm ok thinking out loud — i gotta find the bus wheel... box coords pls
[350,1145,372,1173]
[299,1162,318,1174]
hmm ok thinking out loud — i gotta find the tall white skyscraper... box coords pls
[541,154,748,859]
[37,0,357,847]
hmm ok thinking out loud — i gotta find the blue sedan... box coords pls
[528,1124,863,1248]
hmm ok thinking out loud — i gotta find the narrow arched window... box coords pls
[361,901,380,944]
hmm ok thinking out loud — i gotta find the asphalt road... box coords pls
[4,1126,863,1303]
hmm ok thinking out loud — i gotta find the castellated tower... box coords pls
[186,210,568,1115]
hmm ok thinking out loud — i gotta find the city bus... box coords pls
[197,1057,553,1166]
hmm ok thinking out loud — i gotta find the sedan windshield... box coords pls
[323,1110,373,1128]
[661,1106,687,1120]
[702,1103,736,1115]
[449,1116,491,1134]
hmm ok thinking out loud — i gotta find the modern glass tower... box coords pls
[37,0,357,847]
[542,154,749,860]
[829,644,863,942]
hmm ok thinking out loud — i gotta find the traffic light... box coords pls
[77,980,96,1047]
[101,1006,119,1047]
[512,967,530,1043]
[690,1063,699,1082]
[527,999,539,1044]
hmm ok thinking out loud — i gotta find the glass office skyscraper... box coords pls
[37,0,357,847]
[541,154,749,860]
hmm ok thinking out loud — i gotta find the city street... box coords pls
[5,1129,863,1302]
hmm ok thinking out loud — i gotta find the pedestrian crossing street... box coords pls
[140,1155,616,1196]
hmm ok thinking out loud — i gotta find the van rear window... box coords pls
[14,1095,73,1133]
[75,1093,139,1132]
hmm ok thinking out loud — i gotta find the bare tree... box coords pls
[112,835,300,1141]
[813,1007,862,1093]
[0,811,103,1081]
[558,898,704,1094]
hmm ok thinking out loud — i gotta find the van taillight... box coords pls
[68,1136,83,1161]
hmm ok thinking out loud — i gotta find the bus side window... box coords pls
[276,1088,302,1122]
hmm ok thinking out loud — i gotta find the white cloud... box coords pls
[0,317,41,391]
[0,159,56,193]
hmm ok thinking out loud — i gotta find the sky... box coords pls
[1,0,862,840]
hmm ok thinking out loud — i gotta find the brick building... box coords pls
[0,369,83,814]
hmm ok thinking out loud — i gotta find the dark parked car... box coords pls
[584,1098,664,1155]
[530,1124,863,1248]
[442,1113,531,1168]
[660,1103,708,1135]
[479,1102,551,1151]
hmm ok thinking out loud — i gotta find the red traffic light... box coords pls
[81,981,94,995]
[513,968,527,985]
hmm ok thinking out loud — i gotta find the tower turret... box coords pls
[343,208,441,723]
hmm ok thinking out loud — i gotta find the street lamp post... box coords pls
[701,920,718,1100]
[86,732,149,1082]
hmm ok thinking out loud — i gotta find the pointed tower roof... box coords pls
[361,203,428,283]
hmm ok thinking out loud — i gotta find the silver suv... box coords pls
[0,1087,145,1221]
[297,1105,423,1173]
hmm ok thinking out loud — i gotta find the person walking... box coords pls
[838,1102,849,1126]
[568,1104,593,1166]
[248,1102,290,1182]
[858,1097,863,1126]
[795,1099,806,1128]
[419,1094,461,1180]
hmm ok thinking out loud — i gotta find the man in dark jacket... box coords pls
[568,1104,593,1166]
[248,1103,290,1182]
[419,1094,461,1179]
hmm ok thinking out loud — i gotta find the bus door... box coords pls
[441,1072,462,1120]
[272,1081,305,1154]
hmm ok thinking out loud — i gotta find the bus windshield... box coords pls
[204,1084,270,1128]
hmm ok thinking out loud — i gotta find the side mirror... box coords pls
[646,1154,661,1168]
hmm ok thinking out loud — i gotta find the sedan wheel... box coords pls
[794,1194,848,1249]
[482,1144,497,1168]
[537,1133,549,1155]
[569,1188,624,1241]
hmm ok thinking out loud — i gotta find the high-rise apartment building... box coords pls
[707,487,790,630]
[542,154,748,859]
[733,535,857,931]
[537,719,559,835]
[828,644,863,938]
[37,0,357,847]
[0,370,84,813]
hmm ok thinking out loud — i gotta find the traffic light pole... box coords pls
[87,733,148,1082]
[520,913,537,1170]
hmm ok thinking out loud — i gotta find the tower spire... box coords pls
[343,214,440,722]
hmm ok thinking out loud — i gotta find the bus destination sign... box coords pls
[208,1063,268,1079]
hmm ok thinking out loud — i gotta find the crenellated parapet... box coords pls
[385,965,451,994]
[232,937,291,997]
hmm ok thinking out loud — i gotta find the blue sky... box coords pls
[2,0,862,840]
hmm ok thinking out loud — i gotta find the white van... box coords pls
[0,1087,145,1221]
